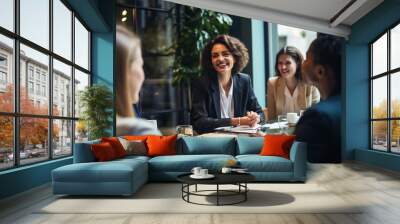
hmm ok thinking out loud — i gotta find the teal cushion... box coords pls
[236,137,264,155]
[73,139,101,163]
[236,155,293,172]
[179,136,236,155]
[148,154,235,172]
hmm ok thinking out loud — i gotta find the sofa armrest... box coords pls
[73,140,100,163]
[289,141,307,181]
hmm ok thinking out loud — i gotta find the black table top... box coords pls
[177,172,255,185]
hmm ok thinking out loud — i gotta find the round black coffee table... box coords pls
[177,173,255,206]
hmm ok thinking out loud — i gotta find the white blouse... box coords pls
[283,85,300,114]
[219,80,234,118]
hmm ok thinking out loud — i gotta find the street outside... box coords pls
[0,146,71,170]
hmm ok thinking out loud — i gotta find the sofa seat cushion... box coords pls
[117,155,150,163]
[53,159,147,183]
[149,154,235,172]
[236,155,293,172]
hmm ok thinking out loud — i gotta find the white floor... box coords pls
[1,162,400,224]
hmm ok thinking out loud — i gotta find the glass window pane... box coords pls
[277,24,317,57]
[0,0,14,31]
[391,72,400,118]
[372,77,387,119]
[53,119,72,158]
[0,116,14,170]
[75,120,88,143]
[20,0,49,49]
[372,33,387,76]
[372,121,388,151]
[53,0,72,60]
[74,18,89,70]
[20,117,49,165]
[391,120,400,153]
[391,24,400,70]
[53,59,72,117]
[74,69,89,118]
[20,44,49,115]
[0,35,14,113]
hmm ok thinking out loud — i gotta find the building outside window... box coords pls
[41,85,46,97]
[41,73,46,83]
[0,71,6,85]
[0,0,91,170]
[370,23,400,154]
[35,83,40,95]
[0,54,7,90]
[28,66,34,80]
[28,81,34,94]
[35,70,40,81]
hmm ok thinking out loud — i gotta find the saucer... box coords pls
[190,174,215,179]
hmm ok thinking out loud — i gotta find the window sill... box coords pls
[0,156,72,175]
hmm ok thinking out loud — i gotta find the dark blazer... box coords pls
[294,95,341,163]
[190,73,265,134]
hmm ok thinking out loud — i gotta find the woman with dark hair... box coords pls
[191,35,265,134]
[267,46,320,120]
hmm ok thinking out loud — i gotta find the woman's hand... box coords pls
[246,111,260,127]
[231,111,260,127]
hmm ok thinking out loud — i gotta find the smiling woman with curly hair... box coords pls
[190,35,265,134]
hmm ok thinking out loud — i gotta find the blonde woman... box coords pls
[267,46,320,120]
[116,25,161,136]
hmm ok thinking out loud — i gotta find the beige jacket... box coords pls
[267,77,320,120]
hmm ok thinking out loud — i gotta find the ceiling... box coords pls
[165,0,384,38]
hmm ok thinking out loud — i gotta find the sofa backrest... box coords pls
[178,136,236,155]
[73,139,100,163]
[236,136,264,155]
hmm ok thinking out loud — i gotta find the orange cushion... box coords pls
[259,135,296,159]
[91,142,118,161]
[123,135,150,141]
[101,137,127,158]
[146,135,177,157]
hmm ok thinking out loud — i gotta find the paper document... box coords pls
[262,122,287,130]
[215,124,261,134]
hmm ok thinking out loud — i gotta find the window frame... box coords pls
[0,0,92,171]
[370,19,400,154]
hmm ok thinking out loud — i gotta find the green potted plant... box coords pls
[79,84,113,140]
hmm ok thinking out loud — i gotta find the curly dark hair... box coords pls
[201,35,249,77]
[275,46,304,80]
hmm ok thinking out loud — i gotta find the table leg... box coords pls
[187,184,190,202]
[245,183,247,201]
[195,184,197,192]
[181,184,183,199]
[217,184,219,206]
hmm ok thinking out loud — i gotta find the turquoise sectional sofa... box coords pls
[52,136,307,196]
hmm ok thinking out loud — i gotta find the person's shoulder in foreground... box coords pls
[117,117,161,136]
[295,97,341,163]
[294,34,344,163]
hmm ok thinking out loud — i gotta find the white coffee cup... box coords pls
[287,112,299,124]
[199,169,208,176]
[148,120,158,129]
[221,167,232,174]
[191,167,202,176]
